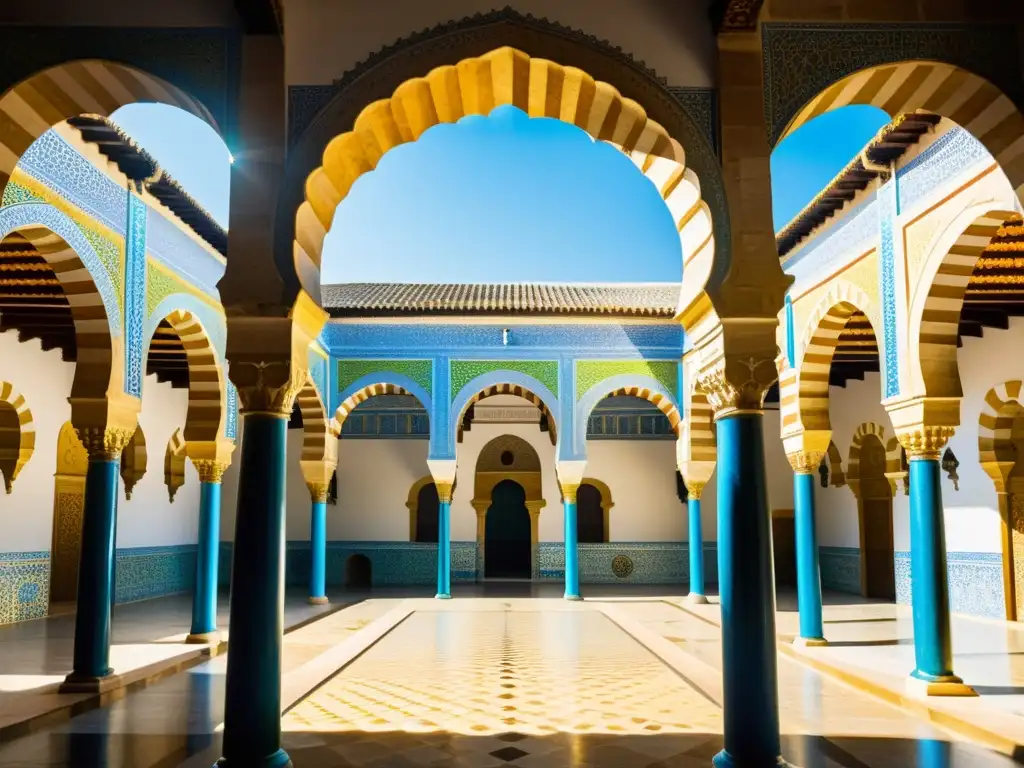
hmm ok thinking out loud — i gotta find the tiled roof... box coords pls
[322,283,680,317]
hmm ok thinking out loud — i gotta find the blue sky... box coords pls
[103,101,890,279]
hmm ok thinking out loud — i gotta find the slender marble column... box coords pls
[686,482,708,604]
[791,454,826,646]
[220,413,291,768]
[436,482,453,599]
[714,412,784,768]
[562,483,581,601]
[308,483,329,605]
[61,442,124,692]
[188,461,227,643]
[906,448,974,696]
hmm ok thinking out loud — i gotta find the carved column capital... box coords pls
[787,451,825,475]
[232,359,306,417]
[75,426,135,461]
[436,481,454,504]
[696,355,778,420]
[560,483,580,504]
[687,482,705,501]
[192,459,229,485]
[897,426,955,461]
[307,481,330,504]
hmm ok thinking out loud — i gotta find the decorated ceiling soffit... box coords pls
[278,7,727,306]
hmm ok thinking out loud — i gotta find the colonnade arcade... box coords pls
[0,3,1019,765]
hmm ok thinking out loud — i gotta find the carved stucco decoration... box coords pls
[278,7,728,305]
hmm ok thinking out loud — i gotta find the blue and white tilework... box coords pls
[784,193,879,290]
[123,192,147,397]
[819,546,862,594]
[894,550,1004,620]
[897,127,993,213]
[145,205,224,298]
[225,382,238,440]
[0,550,50,624]
[878,180,900,399]
[113,545,197,604]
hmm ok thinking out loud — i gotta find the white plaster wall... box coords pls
[0,329,202,552]
[282,0,716,88]
[813,320,1024,554]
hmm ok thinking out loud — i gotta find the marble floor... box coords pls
[1,590,1022,767]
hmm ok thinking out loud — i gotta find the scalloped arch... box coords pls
[294,46,714,295]
[0,381,35,494]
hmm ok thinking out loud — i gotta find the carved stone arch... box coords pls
[295,373,335,464]
[164,428,187,503]
[120,425,147,500]
[277,9,727,304]
[0,59,220,201]
[847,421,889,498]
[334,382,420,432]
[978,380,1024,491]
[0,381,35,494]
[457,383,558,447]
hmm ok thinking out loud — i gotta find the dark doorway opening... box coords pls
[772,515,797,588]
[416,482,439,543]
[860,434,895,600]
[344,554,373,589]
[577,483,605,543]
[485,479,531,579]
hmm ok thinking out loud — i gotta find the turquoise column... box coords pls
[188,467,225,643]
[713,412,784,768]
[907,451,973,695]
[793,464,826,646]
[686,487,707,603]
[219,413,291,768]
[436,483,452,599]
[563,484,581,600]
[309,487,328,604]
[61,450,121,691]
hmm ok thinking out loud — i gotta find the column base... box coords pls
[686,592,709,605]
[712,750,789,767]
[792,636,828,648]
[564,593,583,602]
[906,671,978,697]
[215,747,293,768]
[59,669,120,694]
[185,630,221,645]
[307,596,329,606]
[435,593,452,600]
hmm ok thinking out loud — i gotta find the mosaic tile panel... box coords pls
[666,86,717,155]
[123,192,147,398]
[145,259,211,317]
[450,360,559,400]
[225,382,238,441]
[897,127,992,213]
[894,550,1004,620]
[144,204,224,298]
[878,181,900,399]
[114,545,196,604]
[538,542,718,586]
[0,550,49,624]
[336,359,433,396]
[1,179,44,206]
[819,546,862,594]
[575,360,678,400]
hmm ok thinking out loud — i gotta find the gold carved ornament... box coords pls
[897,426,956,461]
[233,360,306,418]
[697,357,777,420]
[560,483,580,504]
[436,481,454,505]
[307,481,330,504]
[687,482,705,501]
[193,459,229,485]
[788,451,825,475]
[74,427,135,462]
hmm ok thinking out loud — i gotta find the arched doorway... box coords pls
[50,422,87,606]
[577,482,607,543]
[344,554,372,589]
[485,480,531,580]
[859,433,895,600]
[415,482,440,543]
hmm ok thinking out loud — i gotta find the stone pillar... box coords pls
[526,500,544,581]
[788,451,827,647]
[686,482,708,604]
[561,482,581,601]
[60,425,135,693]
[435,482,453,599]
[307,481,329,605]
[187,459,229,644]
[471,499,488,582]
[899,425,976,696]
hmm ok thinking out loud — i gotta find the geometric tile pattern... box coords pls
[894,550,1004,620]
[123,192,147,397]
[0,550,49,624]
[283,610,722,736]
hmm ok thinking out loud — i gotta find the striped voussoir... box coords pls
[604,385,681,437]
[295,375,334,463]
[919,213,1008,388]
[781,62,1024,198]
[164,427,187,502]
[0,380,35,493]
[884,436,906,476]
[826,441,846,486]
[162,310,224,445]
[0,61,214,199]
[847,422,888,482]
[335,383,412,431]
[979,380,1024,465]
[458,383,558,445]
[686,385,716,463]
[18,233,112,397]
